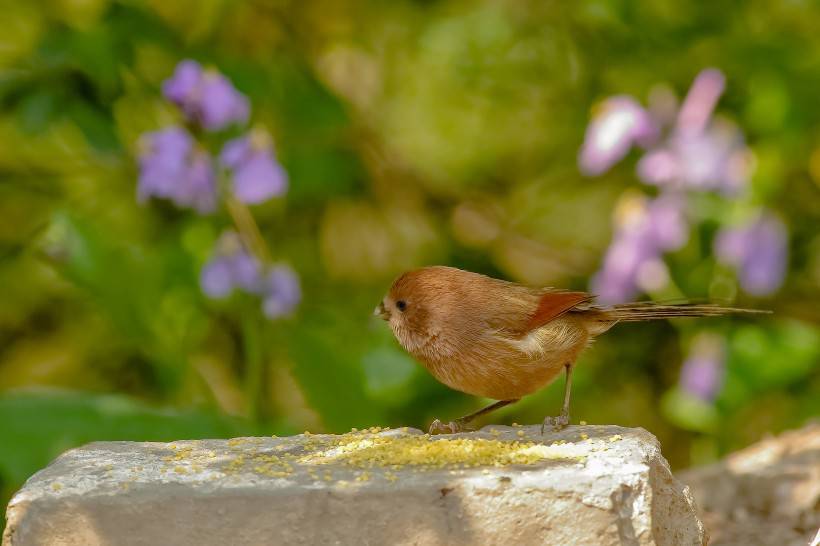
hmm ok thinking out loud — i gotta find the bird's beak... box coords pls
[374,301,389,320]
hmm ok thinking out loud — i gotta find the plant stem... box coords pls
[241,310,265,422]
[225,198,272,421]
[226,198,272,263]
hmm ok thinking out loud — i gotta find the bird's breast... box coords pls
[406,317,590,400]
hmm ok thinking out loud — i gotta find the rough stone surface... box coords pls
[4,425,705,546]
[678,422,820,546]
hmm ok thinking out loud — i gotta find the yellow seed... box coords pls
[580,421,587,426]
[295,432,577,470]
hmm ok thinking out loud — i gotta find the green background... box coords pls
[1,0,818,527]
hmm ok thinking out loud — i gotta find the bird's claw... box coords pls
[541,414,569,434]
[429,418,467,435]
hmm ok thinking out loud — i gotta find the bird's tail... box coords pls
[605,301,769,322]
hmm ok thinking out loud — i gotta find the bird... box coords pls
[374,265,765,434]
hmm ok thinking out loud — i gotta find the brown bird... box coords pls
[375,265,764,434]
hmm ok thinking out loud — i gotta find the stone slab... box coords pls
[4,425,705,545]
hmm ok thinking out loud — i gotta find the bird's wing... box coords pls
[479,281,595,337]
[488,289,595,357]
[523,290,595,332]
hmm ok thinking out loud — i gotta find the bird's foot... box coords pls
[429,418,470,435]
[541,414,569,434]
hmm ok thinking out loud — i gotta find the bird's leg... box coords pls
[541,363,573,434]
[429,399,519,435]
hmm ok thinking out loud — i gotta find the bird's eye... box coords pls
[396,300,407,311]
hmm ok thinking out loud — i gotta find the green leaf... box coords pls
[40,212,207,390]
[0,387,258,534]
[661,386,719,433]
[728,320,819,390]
[0,389,255,484]
[286,310,380,432]
[361,346,418,406]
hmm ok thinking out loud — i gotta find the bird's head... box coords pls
[375,267,455,352]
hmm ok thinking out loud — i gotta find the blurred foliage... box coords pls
[1,0,819,527]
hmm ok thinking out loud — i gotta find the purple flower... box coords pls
[200,252,263,299]
[638,118,752,194]
[200,231,300,319]
[231,252,263,292]
[679,333,726,401]
[173,150,217,213]
[580,68,754,195]
[220,130,288,204]
[676,69,725,135]
[578,96,658,176]
[261,265,301,319]
[200,256,236,298]
[593,226,654,302]
[162,60,250,132]
[137,126,191,201]
[591,194,688,304]
[200,232,262,298]
[636,69,753,194]
[137,126,217,214]
[715,212,788,296]
[648,194,688,250]
[162,60,201,109]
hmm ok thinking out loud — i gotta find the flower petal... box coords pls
[232,152,288,204]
